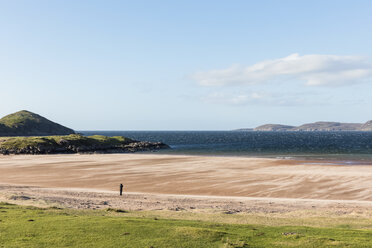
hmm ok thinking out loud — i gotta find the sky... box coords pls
[1,0,372,130]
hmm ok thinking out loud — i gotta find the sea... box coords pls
[80,131,372,164]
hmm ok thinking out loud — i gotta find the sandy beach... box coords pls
[2,153,372,215]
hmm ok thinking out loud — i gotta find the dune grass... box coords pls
[124,209,372,230]
[1,203,372,247]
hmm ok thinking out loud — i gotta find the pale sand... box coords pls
[1,153,372,215]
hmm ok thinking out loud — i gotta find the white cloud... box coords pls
[192,54,372,86]
[202,91,318,106]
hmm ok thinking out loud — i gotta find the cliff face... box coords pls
[0,110,75,136]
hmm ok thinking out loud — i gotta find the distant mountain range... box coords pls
[0,110,75,136]
[236,120,372,132]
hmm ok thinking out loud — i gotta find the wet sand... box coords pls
[1,153,372,202]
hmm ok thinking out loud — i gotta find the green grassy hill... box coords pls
[0,110,75,136]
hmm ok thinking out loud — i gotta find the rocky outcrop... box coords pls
[360,120,372,131]
[0,134,170,155]
[0,141,169,155]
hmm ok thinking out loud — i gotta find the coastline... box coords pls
[2,153,372,228]
[1,153,372,200]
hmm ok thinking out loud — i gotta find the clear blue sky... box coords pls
[1,0,372,130]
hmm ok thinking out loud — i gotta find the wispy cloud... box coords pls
[202,91,322,106]
[192,54,372,86]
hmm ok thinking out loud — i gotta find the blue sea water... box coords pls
[80,131,372,162]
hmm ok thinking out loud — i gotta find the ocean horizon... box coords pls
[80,131,372,163]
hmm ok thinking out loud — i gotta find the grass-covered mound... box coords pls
[0,134,169,155]
[1,202,372,247]
[0,110,75,136]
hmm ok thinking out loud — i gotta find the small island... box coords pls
[0,110,169,155]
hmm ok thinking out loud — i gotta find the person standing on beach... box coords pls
[120,183,123,196]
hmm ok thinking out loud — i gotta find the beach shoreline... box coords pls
[1,153,372,200]
[3,183,372,227]
[2,153,372,224]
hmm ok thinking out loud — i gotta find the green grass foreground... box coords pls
[1,203,372,247]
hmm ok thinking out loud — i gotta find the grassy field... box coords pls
[1,203,372,247]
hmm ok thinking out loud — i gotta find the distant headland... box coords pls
[0,110,169,155]
[0,110,75,136]
[236,120,372,132]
